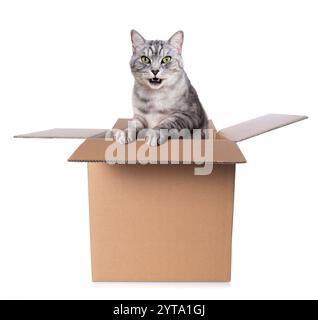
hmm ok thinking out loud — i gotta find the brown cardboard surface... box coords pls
[14,128,107,139]
[217,114,307,142]
[68,138,246,164]
[88,163,235,281]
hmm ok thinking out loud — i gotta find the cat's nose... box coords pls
[151,70,159,76]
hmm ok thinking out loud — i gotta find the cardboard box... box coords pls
[15,114,307,282]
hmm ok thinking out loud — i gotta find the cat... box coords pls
[113,30,208,146]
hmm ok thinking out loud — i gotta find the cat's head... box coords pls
[130,30,184,90]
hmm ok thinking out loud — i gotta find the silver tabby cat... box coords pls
[114,30,208,146]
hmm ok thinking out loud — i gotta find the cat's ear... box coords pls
[131,30,145,51]
[168,31,184,54]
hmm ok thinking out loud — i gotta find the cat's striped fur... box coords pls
[115,30,208,146]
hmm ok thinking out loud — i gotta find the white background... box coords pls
[0,0,317,300]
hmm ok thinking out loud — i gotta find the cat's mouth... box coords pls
[149,77,163,85]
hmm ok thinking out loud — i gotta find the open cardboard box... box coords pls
[15,114,307,282]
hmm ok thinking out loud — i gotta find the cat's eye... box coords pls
[161,56,172,64]
[141,56,151,64]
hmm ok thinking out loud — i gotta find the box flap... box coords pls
[217,114,308,142]
[14,128,107,139]
[68,138,246,164]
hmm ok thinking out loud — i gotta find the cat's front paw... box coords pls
[126,128,136,143]
[144,129,168,146]
[113,130,126,144]
[112,129,136,144]
[145,129,159,146]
